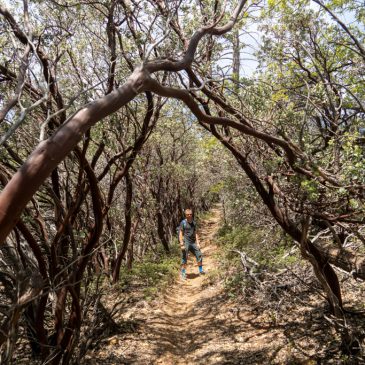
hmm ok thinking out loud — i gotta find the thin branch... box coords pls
[312,0,365,60]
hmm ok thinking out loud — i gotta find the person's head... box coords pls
[185,208,193,222]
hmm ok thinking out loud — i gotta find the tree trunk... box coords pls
[232,28,240,89]
[156,211,169,252]
[312,240,365,280]
[112,173,133,283]
[0,68,146,245]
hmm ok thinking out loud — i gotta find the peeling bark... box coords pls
[0,68,146,244]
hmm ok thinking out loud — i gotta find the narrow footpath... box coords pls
[87,207,314,364]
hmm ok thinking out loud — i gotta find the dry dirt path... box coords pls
[87,207,312,364]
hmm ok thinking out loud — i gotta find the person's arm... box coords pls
[179,227,185,250]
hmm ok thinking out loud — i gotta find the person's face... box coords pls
[185,211,193,222]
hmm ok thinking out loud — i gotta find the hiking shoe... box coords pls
[199,270,206,275]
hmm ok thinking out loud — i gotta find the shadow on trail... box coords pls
[84,206,365,364]
[123,292,363,364]
[119,291,275,364]
[186,273,200,279]
[86,282,365,364]
[129,289,312,363]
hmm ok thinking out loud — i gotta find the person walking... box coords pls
[179,208,205,280]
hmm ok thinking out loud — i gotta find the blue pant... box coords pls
[181,243,202,264]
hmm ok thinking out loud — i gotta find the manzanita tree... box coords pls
[0,0,364,362]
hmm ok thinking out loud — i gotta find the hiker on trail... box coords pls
[179,208,205,280]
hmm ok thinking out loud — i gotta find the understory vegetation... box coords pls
[119,246,181,299]
[216,214,365,363]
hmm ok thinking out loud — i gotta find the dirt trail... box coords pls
[124,206,244,364]
[151,207,227,364]
[87,207,307,364]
